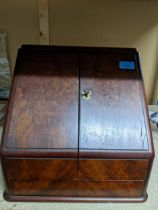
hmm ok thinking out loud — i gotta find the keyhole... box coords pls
[81,90,92,100]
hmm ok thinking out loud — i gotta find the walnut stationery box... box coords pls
[0,45,154,202]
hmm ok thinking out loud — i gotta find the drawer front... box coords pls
[5,159,78,182]
[7,180,144,197]
[79,159,148,181]
[77,181,144,197]
[7,180,77,196]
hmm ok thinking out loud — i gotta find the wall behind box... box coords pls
[0,0,158,103]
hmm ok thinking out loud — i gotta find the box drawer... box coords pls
[5,159,78,182]
[79,159,148,181]
[7,180,144,197]
[77,181,144,197]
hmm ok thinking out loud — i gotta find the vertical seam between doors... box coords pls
[77,52,81,178]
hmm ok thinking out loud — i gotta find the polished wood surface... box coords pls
[5,159,77,182]
[78,159,148,181]
[77,181,144,197]
[5,158,148,183]
[80,52,148,152]
[4,191,147,203]
[0,45,154,202]
[5,50,79,151]
[4,158,148,199]
[6,180,144,197]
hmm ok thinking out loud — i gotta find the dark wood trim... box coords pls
[2,148,78,158]
[4,191,147,203]
[21,45,138,54]
[136,52,154,156]
[134,52,155,197]
[79,149,152,159]
[1,148,153,159]
[142,158,154,196]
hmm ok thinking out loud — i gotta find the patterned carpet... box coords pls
[0,106,158,210]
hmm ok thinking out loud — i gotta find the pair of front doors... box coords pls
[6,47,148,154]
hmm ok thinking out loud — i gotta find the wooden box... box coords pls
[0,45,154,202]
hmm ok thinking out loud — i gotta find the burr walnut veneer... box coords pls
[0,45,154,202]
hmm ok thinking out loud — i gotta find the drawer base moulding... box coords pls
[3,191,148,203]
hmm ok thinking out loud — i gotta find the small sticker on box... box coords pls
[119,61,135,71]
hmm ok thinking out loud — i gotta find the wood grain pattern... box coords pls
[5,158,148,183]
[5,157,148,198]
[5,50,79,151]
[5,159,78,182]
[6,180,144,197]
[80,52,148,151]
[78,159,148,181]
[77,181,144,197]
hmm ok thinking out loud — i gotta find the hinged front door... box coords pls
[79,51,148,153]
[5,48,79,152]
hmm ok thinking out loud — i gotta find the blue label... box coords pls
[119,61,135,71]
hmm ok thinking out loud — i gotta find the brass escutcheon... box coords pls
[81,90,92,100]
